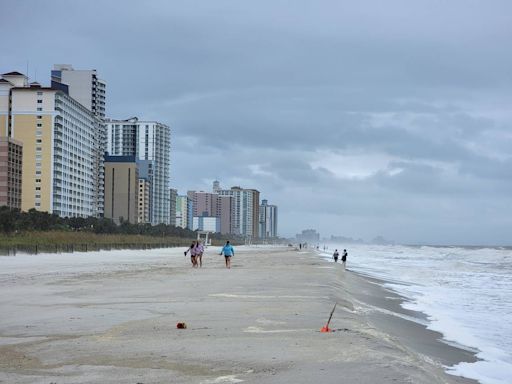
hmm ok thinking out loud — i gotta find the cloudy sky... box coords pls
[2,1,512,245]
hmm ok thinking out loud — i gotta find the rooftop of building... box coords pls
[2,71,26,77]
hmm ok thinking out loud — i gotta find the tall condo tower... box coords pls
[51,64,107,119]
[218,186,260,238]
[0,71,102,217]
[259,199,278,238]
[105,118,171,225]
[51,64,107,217]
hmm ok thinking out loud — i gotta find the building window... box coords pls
[37,107,42,111]
[37,100,43,104]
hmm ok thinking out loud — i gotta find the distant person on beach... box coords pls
[184,241,198,268]
[299,243,302,250]
[196,241,204,267]
[333,249,339,262]
[220,241,234,269]
[342,249,347,269]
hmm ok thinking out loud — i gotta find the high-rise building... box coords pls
[0,71,102,217]
[218,186,260,238]
[187,190,218,217]
[212,180,220,193]
[176,195,192,229]
[296,229,320,243]
[138,178,151,224]
[51,64,107,119]
[105,118,171,224]
[104,155,138,224]
[217,194,232,235]
[169,188,177,226]
[0,137,22,209]
[259,199,278,238]
[51,65,107,217]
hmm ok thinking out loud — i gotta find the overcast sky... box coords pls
[2,0,512,245]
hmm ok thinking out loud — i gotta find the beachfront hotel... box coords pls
[169,188,177,226]
[137,178,151,224]
[104,155,138,224]
[51,64,107,217]
[0,137,23,209]
[51,64,107,119]
[0,71,103,217]
[175,194,193,229]
[105,118,171,225]
[218,185,260,238]
[259,199,278,239]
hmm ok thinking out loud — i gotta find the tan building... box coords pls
[218,186,260,238]
[138,178,151,224]
[0,137,22,209]
[104,155,138,224]
[0,71,102,217]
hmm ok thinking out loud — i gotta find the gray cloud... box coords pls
[2,0,512,244]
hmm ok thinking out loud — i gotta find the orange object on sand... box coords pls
[176,322,187,329]
[320,303,337,333]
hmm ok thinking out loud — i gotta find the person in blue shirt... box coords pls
[220,241,234,269]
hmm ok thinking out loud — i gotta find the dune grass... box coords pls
[0,231,195,248]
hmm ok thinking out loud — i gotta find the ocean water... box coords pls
[319,244,512,384]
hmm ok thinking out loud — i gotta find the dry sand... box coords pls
[0,246,478,383]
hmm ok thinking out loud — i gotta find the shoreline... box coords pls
[337,264,479,369]
[0,246,479,383]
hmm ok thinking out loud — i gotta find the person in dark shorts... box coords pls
[333,249,339,262]
[184,241,197,268]
[220,240,234,269]
[342,249,347,269]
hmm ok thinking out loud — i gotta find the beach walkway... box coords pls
[0,246,475,383]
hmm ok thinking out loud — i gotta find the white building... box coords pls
[51,64,107,119]
[259,199,278,238]
[176,195,192,229]
[51,64,107,216]
[193,216,220,232]
[105,118,171,224]
[1,71,102,217]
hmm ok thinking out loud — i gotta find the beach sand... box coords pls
[0,246,478,383]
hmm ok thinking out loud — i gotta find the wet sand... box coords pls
[0,246,477,383]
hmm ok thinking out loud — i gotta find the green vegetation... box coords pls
[0,206,240,253]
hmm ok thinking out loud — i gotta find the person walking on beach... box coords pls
[220,240,234,269]
[333,249,339,263]
[196,241,205,268]
[184,241,198,268]
[342,249,348,269]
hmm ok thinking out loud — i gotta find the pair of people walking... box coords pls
[184,240,204,268]
[184,240,234,269]
[333,249,348,269]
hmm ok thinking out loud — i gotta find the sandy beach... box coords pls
[0,246,477,383]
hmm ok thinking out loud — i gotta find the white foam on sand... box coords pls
[319,244,512,384]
